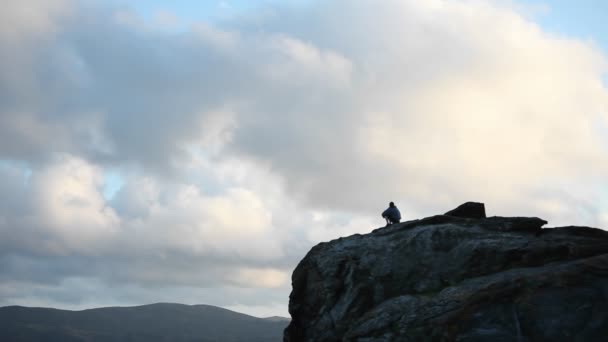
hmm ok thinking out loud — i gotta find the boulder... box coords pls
[284,202,608,341]
[444,201,486,219]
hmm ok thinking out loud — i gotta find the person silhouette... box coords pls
[382,202,401,225]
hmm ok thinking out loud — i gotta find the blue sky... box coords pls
[104,0,253,21]
[527,0,608,52]
[99,0,308,25]
[103,0,608,52]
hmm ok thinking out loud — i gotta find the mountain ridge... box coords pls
[0,302,288,341]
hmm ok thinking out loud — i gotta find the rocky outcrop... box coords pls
[284,203,608,341]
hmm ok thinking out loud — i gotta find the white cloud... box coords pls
[0,155,119,256]
[152,10,180,30]
[232,268,289,288]
[114,181,283,261]
[267,35,353,87]
[0,0,72,43]
[30,155,120,250]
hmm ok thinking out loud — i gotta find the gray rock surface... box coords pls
[284,203,608,341]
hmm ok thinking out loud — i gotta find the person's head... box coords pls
[389,202,395,207]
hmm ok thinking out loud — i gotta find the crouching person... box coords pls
[382,202,401,226]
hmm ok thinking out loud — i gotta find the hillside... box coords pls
[0,303,288,342]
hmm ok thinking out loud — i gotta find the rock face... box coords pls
[284,203,608,341]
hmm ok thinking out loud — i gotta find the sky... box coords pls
[0,0,606,318]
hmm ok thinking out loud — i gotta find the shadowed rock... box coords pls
[444,201,486,219]
[284,202,608,342]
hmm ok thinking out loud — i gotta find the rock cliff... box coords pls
[284,202,608,341]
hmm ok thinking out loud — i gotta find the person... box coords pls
[382,202,401,225]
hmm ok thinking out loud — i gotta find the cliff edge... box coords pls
[284,202,608,341]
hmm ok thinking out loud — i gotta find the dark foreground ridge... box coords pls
[0,303,288,342]
[284,202,608,341]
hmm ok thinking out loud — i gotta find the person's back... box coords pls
[382,202,401,225]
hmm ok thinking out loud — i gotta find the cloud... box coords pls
[0,154,288,275]
[0,0,607,316]
[0,156,118,257]
[223,0,608,218]
[0,0,72,43]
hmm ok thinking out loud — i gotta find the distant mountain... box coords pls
[263,316,291,323]
[0,303,289,342]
